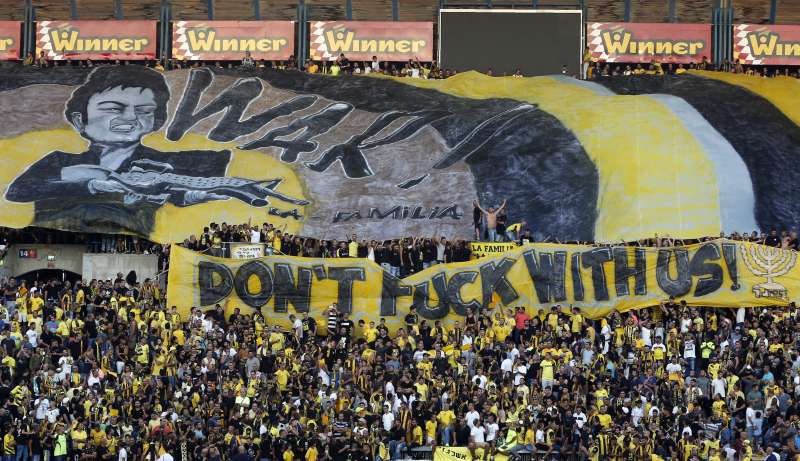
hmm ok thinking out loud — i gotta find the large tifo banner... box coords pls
[587,22,712,63]
[168,240,800,332]
[0,22,21,60]
[0,68,799,243]
[37,20,157,60]
[173,21,294,61]
[734,24,800,65]
[309,21,433,61]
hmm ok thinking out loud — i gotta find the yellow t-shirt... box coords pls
[414,382,429,401]
[540,359,555,381]
[596,413,612,428]
[305,446,318,461]
[71,429,88,449]
[3,433,15,454]
[413,426,424,445]
[437,410,456,426]
[275,369,290,391]
[571,314,584,333]
[425,420,437,439]
[364,327,378,343]
[269,331,285,352]
[348,241,359,257]
[30,297,43,315]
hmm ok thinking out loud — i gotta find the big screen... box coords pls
[439,9,583,76]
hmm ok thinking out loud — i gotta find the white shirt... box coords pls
[46,407,60,423]
[118,447,127,461]
[157,453,174,461]
[250,230,261,243]
[712,378,727,398]
[684,341,696,359]
[35,398,50,420]
[466,410,480,428]
[486,422,499,441]
[641,326,652,347]
[666,363,682,375]
[500,358,513,374]
[382,412,395,431]
[573,411,587,428]
[470,426,486,443]
[87,374,101,388]
[26,329,38,347]
[746,407,756,428]
[631,406,644,426]
[514,365,527,386]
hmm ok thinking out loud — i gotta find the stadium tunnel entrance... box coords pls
[15,269,82,286]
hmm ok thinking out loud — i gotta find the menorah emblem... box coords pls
[740,244,797,301]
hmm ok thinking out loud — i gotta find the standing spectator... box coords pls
[473,199,506,242]
[241,51,255,70]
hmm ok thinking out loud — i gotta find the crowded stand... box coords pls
[2,219,800,461]
[1,2,800,461]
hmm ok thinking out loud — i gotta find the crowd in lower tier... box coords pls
[0,270,797,461]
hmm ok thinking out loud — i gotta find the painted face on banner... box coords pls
[80,86,157,144]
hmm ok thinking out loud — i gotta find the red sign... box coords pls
[587,22,711,64]
[173,21,295,61]
[36,20,157,61]
[309,21,433,62]
[734,24,800,65]
[0,22,21,60]
[18,249,37,259]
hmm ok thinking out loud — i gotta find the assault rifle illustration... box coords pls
[59,159,309,207]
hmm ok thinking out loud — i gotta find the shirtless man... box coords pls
[473,199,506,242]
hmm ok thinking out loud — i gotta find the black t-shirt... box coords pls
[302,317,316,335]
[405,313,418,327]
[389,250,401,267]
[45,284,60,300]
[765,235,781,247]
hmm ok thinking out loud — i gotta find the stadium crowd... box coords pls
[3,212,800,461]
[0,40,799,461]
[14,48,800,81]
[0,254,799,461]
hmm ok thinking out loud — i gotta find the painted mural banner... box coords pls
[0,21,21,60]
[587,22,712,63]
[168,240,800,332]
[309,21,433,62]
[0,67,799,243]
[734,24,800,65]
[36,20,157,60]
[172,21,294,61]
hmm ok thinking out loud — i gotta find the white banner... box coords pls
[229,243,264,259]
